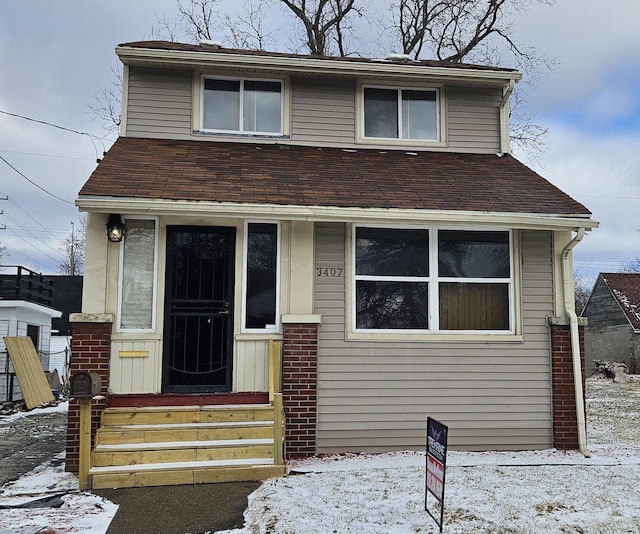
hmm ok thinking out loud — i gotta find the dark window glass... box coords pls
[246,223,277,329]
[438,231,510,278]
[439,283,509,330]
[356,227,429,277]
[364,88,398,138]
[356,281,428,329]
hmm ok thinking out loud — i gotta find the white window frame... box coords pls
[351,224,516,335]
[116,216,159,333]
[200,75,285,136]
[241,220,281,334]
[359,83,442,144]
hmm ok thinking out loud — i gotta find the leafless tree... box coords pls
[279,0,364,56]
[574,268,594,316]
[58,216,85,276]
[623,258,640,273]
[87,65,123,136]
[391,0,555,158]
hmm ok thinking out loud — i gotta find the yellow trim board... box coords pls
[119,350,149,358]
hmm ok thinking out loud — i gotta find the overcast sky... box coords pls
[0,1,639,285]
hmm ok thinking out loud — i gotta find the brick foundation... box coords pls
[550,323,586,450]
[65,321,111,473]
[282,322,318,458]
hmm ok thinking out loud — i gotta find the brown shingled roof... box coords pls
[79,137,590,217]
[601,273,640,330]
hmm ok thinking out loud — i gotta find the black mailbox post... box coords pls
[70,372,102,398]
[70,372,102,490]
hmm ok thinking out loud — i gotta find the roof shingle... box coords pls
[601,273,640,330]
[79,137,591,216]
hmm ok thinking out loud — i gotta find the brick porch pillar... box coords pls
[281,315,320,459]
[549,318,587,450]
[65,314,112,473]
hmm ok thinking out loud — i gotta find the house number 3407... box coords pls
[316,267,343,277]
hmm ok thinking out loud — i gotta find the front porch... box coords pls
[66,321,299,488]
[89,401,285,489]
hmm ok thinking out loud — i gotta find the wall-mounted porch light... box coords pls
[106,214,125,242]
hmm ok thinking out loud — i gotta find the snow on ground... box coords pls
[2,378,640,533]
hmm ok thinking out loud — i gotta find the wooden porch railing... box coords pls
[268,338,285,465]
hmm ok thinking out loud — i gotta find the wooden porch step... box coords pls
[100,404,275,426]
[95,420,275,444]
[90,403,285,489]
[89,459,286,489]
[92,438,274,466]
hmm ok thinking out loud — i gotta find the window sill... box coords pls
[356,137,447,150]
[193,130,290,141]
[346,331,523,343]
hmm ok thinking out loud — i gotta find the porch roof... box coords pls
[78,137,593,224]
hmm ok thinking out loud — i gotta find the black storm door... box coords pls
[163,226,235,393]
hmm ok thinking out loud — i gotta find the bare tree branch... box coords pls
[223,0,279,50]
[87,64,122,135]
[280,0,362,56]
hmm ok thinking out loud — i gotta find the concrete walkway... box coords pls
[94,482,260,534]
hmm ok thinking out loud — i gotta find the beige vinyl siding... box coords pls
[123,68,503,153]
[290,77,356,145]
[125,68,193,139]
[447,86,502,153]
[314,223,554,453]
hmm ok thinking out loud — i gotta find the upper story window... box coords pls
[202,77,283,135]
[353,226,513,334]
[363,86,439,141]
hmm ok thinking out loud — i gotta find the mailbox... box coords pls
[70,372,102,398]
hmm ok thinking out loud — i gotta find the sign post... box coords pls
[425,417,448,533]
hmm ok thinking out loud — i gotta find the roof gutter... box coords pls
[75,197,597,231]
[115,46,522,85]
[561,227,591,457]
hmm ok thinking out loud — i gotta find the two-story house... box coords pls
[67,41,597,489]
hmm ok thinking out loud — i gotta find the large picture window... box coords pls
[353,226,513,333]
[363,86,438,141]
[118,218,157,331]
[202,77,282,134]
[243,222,279,331]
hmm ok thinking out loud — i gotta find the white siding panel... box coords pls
[313,223,554,453]
[125,68,193,139]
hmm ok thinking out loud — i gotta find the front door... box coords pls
[163,226,235,393]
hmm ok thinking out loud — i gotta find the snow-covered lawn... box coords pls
[3,377,640,533]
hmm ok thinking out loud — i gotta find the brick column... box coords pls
[281,319,319,458]
[549,320,586,450]
[65,314,112,473]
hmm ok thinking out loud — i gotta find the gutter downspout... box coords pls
[499,79,515,154]
[561,227,590,457]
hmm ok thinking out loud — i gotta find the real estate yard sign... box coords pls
[425,417,448,532]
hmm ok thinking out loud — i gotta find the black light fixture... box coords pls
[106,214,125,242]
